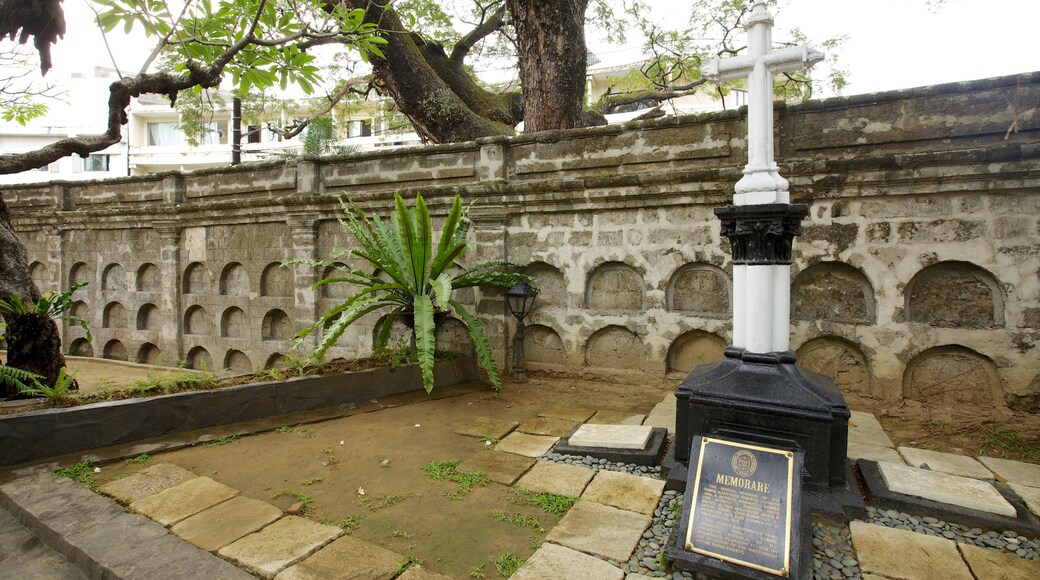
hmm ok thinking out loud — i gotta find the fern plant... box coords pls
[16,367,77,401]
[0,282,92,342]
[0,365,42,397]
[294,193,530,392]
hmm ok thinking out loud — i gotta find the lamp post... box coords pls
[505,282,538,383]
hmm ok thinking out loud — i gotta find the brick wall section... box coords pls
[5,72,1039,410]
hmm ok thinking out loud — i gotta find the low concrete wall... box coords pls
[0,358,476,466]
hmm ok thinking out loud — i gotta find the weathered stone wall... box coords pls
[5,72,1039,411]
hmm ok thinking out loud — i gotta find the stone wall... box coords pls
[5,72,1039,411]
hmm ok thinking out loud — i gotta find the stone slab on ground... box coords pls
[641,403,675,433]
[581,470,664,516]
[958,542,1040,580]
[495,432,560,458]
[569,424,652,450]
[518,416,579,437]
[170,495,283,552]
[514,460,595,497]
[396,565,453,579]
[1009,483,1040,518]
[978,456,1040,488]
[546,500,651,562]
[453,417,519,440]
[98,462,198,503]
[219,515,341,578]
[897,447,993,480]
[847,441,904,463]
[878,461,1016,517]
[130,476,239,527]
[274,534,403,580]
[851,521,973,580]
[538,406,595,423]
[459,451,537,486]
[849,410,894,448]
[510,542,624,580]
[587,410,645,426]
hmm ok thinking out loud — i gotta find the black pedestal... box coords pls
[662,347,864,519]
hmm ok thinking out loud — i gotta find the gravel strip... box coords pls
[538,452,663,478]
[866,506,1040,561]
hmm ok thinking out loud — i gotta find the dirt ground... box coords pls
[47,364,1040,577]
[68,358,201,395]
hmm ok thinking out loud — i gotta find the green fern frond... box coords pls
[449,299,501,392]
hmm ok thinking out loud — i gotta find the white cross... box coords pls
[702,1,823,354]
[703,1,824,206]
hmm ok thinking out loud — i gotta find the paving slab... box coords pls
[569,424,652,450]
[897,447,993,479]
[546,500,650,562]
[848,410,894,448]
[848,441,904,463]
[641,403,675,433]
[518,416,579,437]
[453,417,519,440]
[658,392,677,407]
[396,565,453,579]
[130,476,239,527]
[581,470,664,516]
[978,456,1040,488]
[878,461,1016,517]
[496,432,560,458]
[219,515,341,578]
[538,406,596,423]
[958,542,1040,580]
[171,495,283,552]
[274,534,403,580]
[98,462,198,503]
[587,410,646,426]
[458,450,537,486]
[510,542,624,580]
[514,461,595,497]
[851,521,973,580]
[1009,483,1040,518]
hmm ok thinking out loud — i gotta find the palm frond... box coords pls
[430,272,452,311]
[449,299,501,392]
[412,294,437,392]
[374,308,402,353]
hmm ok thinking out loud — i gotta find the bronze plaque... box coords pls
[684,437,795,577]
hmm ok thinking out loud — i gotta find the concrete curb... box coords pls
[0,473,255,579]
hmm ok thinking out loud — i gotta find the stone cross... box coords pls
[702,1,823,354]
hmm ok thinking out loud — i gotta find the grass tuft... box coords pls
[509,488,577,516]
[421,459,488,500]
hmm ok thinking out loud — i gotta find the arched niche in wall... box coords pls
[220,262,250,296]
[221,306,248,339]
[101,263,126,292]
[183,262,212,295]
[585,262,645,311]
[584,325,644,369]
[320,263,354,300]
[666,331,727,374]
[102,302,127,329]
[666,264,730,317]
[71,300,89,322]
[524,324,567,365]
[68,337,93,357]
[29,261,48,290]
[371,312,412,351]
[186,346,213,371]
[136,263,160,292]
[905,261,1004,328]
[136,303,160,331]
[261,262,292,297]
[262,309,292,341]
[69,262,90,287]
[224,350,253,374]
[137,343,161,365]
[435,317,474,356]
[796,336,871,397]
[265,352,287,370]
[903,345,1003,408]
[793,262,875,324]
[184,305,212,335]
[103,339,128,361]
[524,261,566,310]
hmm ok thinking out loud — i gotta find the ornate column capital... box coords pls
[714,203,808,265]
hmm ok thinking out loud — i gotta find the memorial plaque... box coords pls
[684,437,798,577]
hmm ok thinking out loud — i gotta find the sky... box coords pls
[24,0,1040,104]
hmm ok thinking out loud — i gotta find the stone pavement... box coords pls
[1,394,1040,579]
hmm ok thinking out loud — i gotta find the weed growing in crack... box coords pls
[420,459,488,500]
[53,460,99,490]
[340,514,364,533]
[491,551,524,576]
[509,489,577,516]
[490,509,545,533]
[272,489,315,516]
[360,493,419,511]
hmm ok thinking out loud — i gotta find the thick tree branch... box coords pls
[450,4,506,63]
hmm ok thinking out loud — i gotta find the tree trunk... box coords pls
[507,0,602,132]
[0,193,69,394]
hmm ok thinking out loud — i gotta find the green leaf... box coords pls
[430,273,452,311]
[412,294,436,393]
[449,300,501,392]
[375,308,401,353]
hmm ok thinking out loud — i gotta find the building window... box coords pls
[198,121,229,146]
[85,154,110,172]
[147,122,181,146]
[247,125,261,144]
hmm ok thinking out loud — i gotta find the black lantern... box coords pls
[505,282,538,382]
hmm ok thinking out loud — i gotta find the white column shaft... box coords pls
[744,265,774,353]
[771,264,791,352]
[732,264,748,349]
